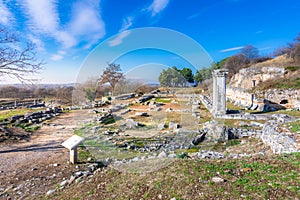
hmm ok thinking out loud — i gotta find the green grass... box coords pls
[50,153,300,200]
[154,97,172,103]
[288,120,300,133]
[256,76,300,90]
[285,66,300,72]
[17,124,40,132]
[24,125,40,132]
[0,108,43,121]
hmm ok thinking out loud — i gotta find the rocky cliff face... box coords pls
[229,66,286,89]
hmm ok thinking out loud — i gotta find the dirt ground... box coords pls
[0,110,95,199]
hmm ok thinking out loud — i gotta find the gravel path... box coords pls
[0,110,95,199]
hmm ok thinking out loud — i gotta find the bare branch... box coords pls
[0,27,43,82]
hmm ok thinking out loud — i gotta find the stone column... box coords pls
[212,69,228,116]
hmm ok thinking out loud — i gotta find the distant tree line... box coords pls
[0,85,74,104]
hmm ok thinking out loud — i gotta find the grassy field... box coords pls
[0,108,44,121]
[46,152,300,200]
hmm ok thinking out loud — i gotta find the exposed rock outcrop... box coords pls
[229,66,286,89]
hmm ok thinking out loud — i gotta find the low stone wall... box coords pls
[199,94,212,112]
[201,119,299,154]
[216,113,272,121]
[227,87,300,111]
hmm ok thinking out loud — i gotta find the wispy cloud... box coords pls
[20,0,105,49]
[108,31,131,47]
[119,0,170,32]
[187,13,200,20]
[68,0,105,47]
[22,0,59,33]
[120,16,134,32]
[0,0,14,26]
[148,0,170,17]
[21,0,75,48]
[220,46,244,53]
[255,30,263,34]
[50,50,66,61]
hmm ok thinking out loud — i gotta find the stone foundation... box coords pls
[227,87,300,111]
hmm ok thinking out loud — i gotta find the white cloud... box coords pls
[54,31,77,49]
[50,54,63,61]
[220,46,244,53]
[50,50,66,61]
[148,0,170,17]
[0,0,14,25]
[21,0,105,49]
[22,0,59,33]
[108,31,131,47]
[68,0,105,48]
[120,16,134,32]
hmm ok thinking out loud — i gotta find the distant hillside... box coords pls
[0,83,75,89]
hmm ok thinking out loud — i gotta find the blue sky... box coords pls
[1,0,300,83]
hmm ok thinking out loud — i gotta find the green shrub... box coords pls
[285,66,299,72]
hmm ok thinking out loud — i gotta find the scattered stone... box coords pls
[135,94,155,103]
[68,176,76,184]
[87,157,93,162]
[135,112,148,117]
[59,180,68,187]
[157,151,168,158]
[120,119,141,129]
[166,108,173,112]
[190,150,225,159]
[169,122,179,129]
[211,177,226,183]
[120,109,130,115]
[157,122,166,130]
[75,171,84,177]
[46,189,55,196]
[192,132,206,145]
[155,107,162,111]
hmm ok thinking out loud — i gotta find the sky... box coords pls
[1,0,300,84]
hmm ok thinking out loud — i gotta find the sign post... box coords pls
[62,135,84,164]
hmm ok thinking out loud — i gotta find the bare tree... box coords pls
[224,54,247,76]
[97,63,124,91]
[240,44,259,63]
[0,28,43,82]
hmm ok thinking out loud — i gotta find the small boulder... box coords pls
[211,177,226,183]
[46,189,55,196]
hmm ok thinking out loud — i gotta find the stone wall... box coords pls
[201,119,300,154]
[227,87,300,111]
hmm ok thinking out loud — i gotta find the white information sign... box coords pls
[62,135,84,150]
